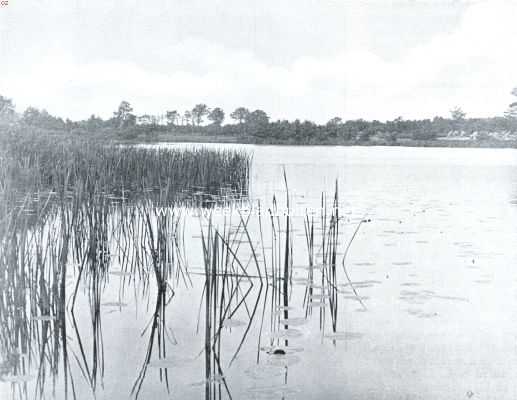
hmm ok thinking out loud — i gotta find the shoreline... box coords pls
[4,124,517,149]
[120,133,517,149]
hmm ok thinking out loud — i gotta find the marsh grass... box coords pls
[0,190,78,400]
[0,132,370,400]
[0,131,249,399]
[0,133,251,217]
[198,216,264,400]
[297,181,370,339]
[131,203,185,399]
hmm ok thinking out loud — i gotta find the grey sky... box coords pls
[0,0,515,122]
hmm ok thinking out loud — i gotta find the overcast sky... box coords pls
[0,0,516,122]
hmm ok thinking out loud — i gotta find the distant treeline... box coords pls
[2,92,517,145]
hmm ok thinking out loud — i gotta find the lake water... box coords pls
[3,144,517,400]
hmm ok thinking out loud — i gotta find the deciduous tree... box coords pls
[230,107,250,124]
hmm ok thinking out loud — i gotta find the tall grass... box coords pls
[131,203,185,399]
[0,132,251,216]
[0,130,371,399]
[0,130,250,399]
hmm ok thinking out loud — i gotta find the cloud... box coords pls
[1,0,516,122]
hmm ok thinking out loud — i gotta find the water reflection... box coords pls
[1,179,366,400]
[4,145,517,399]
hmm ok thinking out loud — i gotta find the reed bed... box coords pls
[0,130,248,399]
[0,132,251,217]
[0,131,371,400]
[0,188,192,399]
[0,178,369,399]
[131,203,186,399]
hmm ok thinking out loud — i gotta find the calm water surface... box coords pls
[4,144,517,400]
